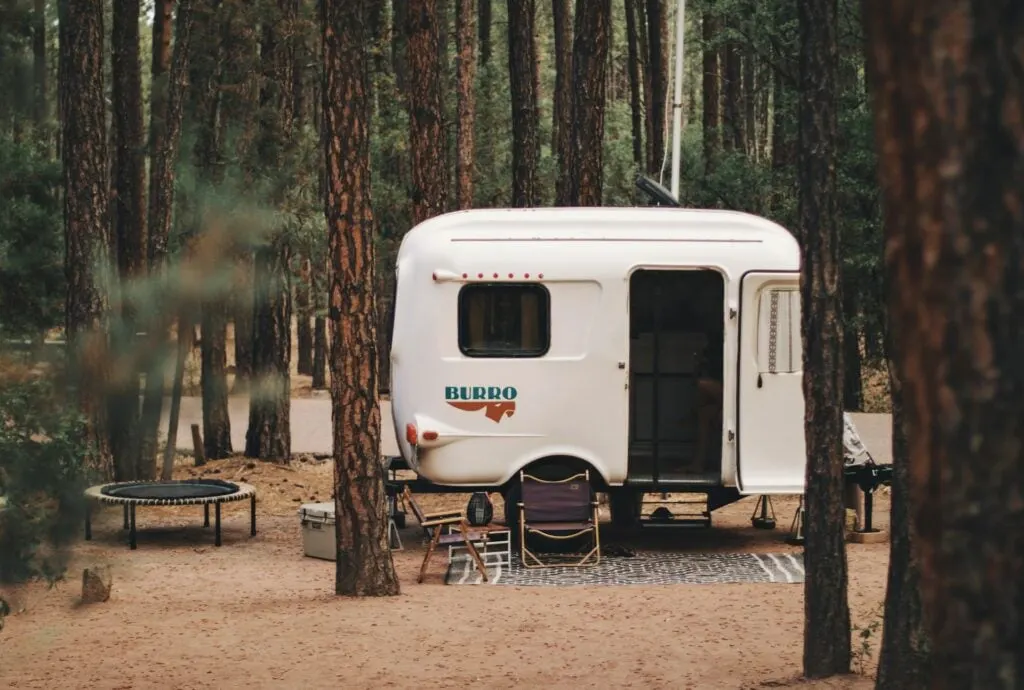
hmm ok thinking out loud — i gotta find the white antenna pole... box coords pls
[669,0,686,202]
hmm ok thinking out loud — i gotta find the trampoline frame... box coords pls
[84,480,257,550]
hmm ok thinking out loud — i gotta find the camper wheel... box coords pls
[608,488,642,528]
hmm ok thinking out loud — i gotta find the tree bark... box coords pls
[644,0,667,176]
[568,0,611,207]
[322,0,401,597]
[455,0,476,209]
[59,0,115,481]
[312,314,327,390]
[625,0,644,172]
[406,0,448,224]
[137,0,194,481]
[507,0,540,208]
[863,2,1024,686]
[296,257,314,376]
[721,22,743,153]
[841,282,862,411]
[551,0,573,206]
[32,0,47,129]
[875,328,932,689]
[743,46,756,160]
[245,0,296,462]
[478,0,491,66]
[701,7,720,173]
[798,0,850,678]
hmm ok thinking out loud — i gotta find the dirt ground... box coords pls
[1,454,891,690]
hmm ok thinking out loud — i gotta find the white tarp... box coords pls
[843,412,872,467]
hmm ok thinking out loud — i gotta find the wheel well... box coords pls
[502,455,608,494]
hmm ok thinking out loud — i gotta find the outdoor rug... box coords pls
[444,551,805,586]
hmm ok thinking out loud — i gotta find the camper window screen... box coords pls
[458,284,550,357]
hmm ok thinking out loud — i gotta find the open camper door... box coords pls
[736,272,806,494]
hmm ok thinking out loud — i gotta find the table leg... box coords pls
[204,504,210,528]
[123,504,129,530]
[250,495,257,536]
[85,503,92,541]
[215,502,222,546]
[129,504,137,550]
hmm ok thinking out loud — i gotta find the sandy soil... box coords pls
[1,455,891,690]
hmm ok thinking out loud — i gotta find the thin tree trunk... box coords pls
[32,0,47,129]
[644,0,666,176]
[322,0,401,597]
[137,0,195,481]
[406,0,448,224]
[296,258,314,375]
[798,0,850,678]
[507,0,539,207]
[312,314,327,390]
[455,0,476,209]
[568,0,611,206]
[864,2,1024,686]
[842,282,862,411]
[478,0,491,66]
[743,46,756,160]
[625,0,644,173]
[722,24,743,152]
[701,7,720,172]
[552,0,573,206]
[59,0,115,481]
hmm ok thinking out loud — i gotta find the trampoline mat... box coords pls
[101,479,241,500]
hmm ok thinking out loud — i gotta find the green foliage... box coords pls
[851,604,885,674]
[0,132,63,340]
[0,369,92,587]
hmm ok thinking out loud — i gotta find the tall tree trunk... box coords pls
[625,0,644,172]
[701,7,720,172]
[312,313,327,390]
[507,0,539,207]
[406,0,448,224]
[478,0,491,66]
[109,0,147,480]
[743,47,756,160]
[644,0,666,176]
[32,0,47,129]
[322,0,401,598]
[455,0,476,209]
[392,0,408,94]
[798,0,849,678]
[875,327,932,689]
[568,0,611,206]
[59,0,115,481]
[863,2,1024,686]
[721,24,743,152]
[296,258,314,375]
[841,281,862,411]
[552,0,573,205]
[137,0,194,481]
[245,0,295,462]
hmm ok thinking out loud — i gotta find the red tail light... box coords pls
[405,423,418,445]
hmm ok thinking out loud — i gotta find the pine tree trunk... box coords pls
[701,8,720,173]
[551,0,573,206]
[798,0,850,678]
[406,0,448,224]
[245,0,295,463]
[864,2,1023,686]
[624,0,644,173]
[109,0,147,480]
[201,300,232,459]
[455,0,476,209]
[59,0,115,481]
[507,0,539,208]
[478,0,491,66]
[312,314,327,390]
[875,329,931,689]
[392,0,408,94]
[233,260,254,388]
[322,0,401,597]
[137,0,194,481]
[644,0,666,176]
[296,258,314,376]
[32,0,47,129]
[841,283,862,411]
[568,0,611,206]
[722,26,743,152]
[743,47,756,160]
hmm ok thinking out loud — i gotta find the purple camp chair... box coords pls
[517,470,601,568]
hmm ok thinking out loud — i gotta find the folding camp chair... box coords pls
[401,485,463,540]
[518,470,601,568]
[416,512,491,583]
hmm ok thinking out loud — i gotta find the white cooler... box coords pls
[299,502,336,561]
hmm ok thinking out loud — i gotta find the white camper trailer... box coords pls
[389,206,806,526]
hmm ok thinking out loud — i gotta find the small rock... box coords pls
[81,566,112,604]
[246,462,256,470]
[292,497,302,502]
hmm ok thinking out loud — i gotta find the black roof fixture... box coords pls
[634,174,681,208]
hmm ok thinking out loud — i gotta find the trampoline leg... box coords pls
[85,504,92,541]
[129,504,137,550]
[123,504,129,530]
[215,502,222,547]
[250,495,257,536]
[204,504,210,528]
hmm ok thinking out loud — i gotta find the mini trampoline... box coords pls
[84,478,257,550]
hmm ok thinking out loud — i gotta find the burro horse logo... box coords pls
[445,386,517,423]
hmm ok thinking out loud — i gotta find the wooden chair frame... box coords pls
[518,470,601,568]
[417,513,490,583]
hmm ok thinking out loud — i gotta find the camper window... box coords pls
[458,283,550,358]
[755,288,802,374]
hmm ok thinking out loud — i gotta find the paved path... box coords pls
[166,397,892,464]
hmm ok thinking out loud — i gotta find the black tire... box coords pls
[608,488,641,528]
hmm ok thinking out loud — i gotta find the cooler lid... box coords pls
[299,501,336,521]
